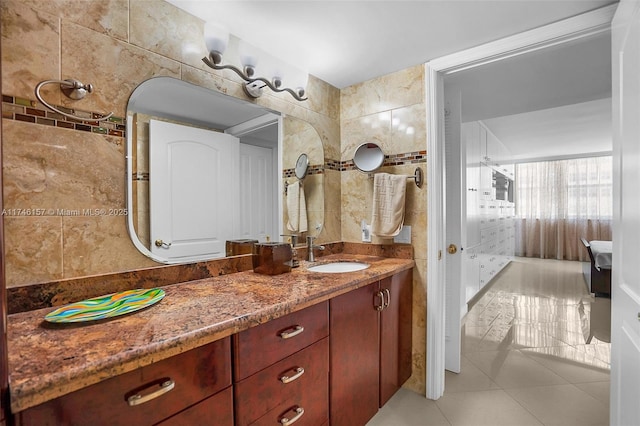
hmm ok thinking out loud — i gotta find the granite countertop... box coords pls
[7,254,414,413]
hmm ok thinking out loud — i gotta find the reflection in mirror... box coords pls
[125,77,323,263]
[283,117,324,239]
[353,142,385,172]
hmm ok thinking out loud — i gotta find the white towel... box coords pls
[371,173,407,237]
[286,181,308,232]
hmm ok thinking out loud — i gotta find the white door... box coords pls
[610,1,640,425]
[149,120,239,262]
[238,143,275,242]
[444,91,465,373]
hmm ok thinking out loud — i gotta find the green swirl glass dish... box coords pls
[44,288,165,323]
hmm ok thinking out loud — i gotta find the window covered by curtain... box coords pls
[515,156,612,261]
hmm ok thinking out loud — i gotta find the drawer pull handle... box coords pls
[127,379,175,406]
[375,290,385,311]
[383,288,391,308]
[280,367,305,384]
[279,325,304,339]
[280,406,305,426]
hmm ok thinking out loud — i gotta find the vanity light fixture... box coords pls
[202,22,309,102]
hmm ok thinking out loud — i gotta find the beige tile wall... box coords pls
[0,0,341,286]
[2,0,428,395]
[340,64,428,394]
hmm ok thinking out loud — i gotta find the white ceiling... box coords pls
[482,98,612,162]
[166,0,615,163]
[445,31,612,123]
[445,30,612,161]
[167,0,616,89]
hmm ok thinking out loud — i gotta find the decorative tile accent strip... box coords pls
[325,159,343,171]
[384,150,427,166]
[282,164,324,178]
[1,94,126,138]
[326,150,427,172]
[133,172,149,181]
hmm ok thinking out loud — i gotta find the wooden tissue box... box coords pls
[226,239,258,257]
[252,242,293,275]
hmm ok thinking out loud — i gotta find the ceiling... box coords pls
[482,98,612,162]
[167,0,617,89]
[445,30,612,161]
[166,0,616,163]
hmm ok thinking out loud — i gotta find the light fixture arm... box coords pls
[202,54,307,101]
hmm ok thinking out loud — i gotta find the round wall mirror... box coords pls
[353,142,385,172]
[295,153,309,179]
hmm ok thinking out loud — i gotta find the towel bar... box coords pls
[368,167,423,188]
[35,78,114,122]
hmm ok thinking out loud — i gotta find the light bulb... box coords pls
[204,22,229,56]
[238,40,259,77]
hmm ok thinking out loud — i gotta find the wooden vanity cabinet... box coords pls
[16,337,233,426]
[233,302,329,426]
[379,269,413,406]
[330,269,413,426]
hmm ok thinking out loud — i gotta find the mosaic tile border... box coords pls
[2,94,126,138]
[330,151,427,171]
[282,164,324,178]
[133,172,149,181]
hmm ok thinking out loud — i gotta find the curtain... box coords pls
[515,156,612,261]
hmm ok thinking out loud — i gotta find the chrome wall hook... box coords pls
[35,78,114,122]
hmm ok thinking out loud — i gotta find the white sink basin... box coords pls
[307,261,370,273]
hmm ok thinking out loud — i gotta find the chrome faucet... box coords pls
[306,236,325,262]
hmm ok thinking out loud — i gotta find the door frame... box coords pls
[226,113,283,241]
[424,3,617,399]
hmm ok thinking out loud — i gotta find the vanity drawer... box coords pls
[234,337,329,426]
[17,337,232,426]
[157,386,233,426]
[233,301,328,380]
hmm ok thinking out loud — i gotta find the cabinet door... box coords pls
[486,130,500,164]
[464,123,482,248]
[330,283,380,426]
[464,248,480,303]
[479,124,488,162]
[480,164,495,200]
[379,270,413,406]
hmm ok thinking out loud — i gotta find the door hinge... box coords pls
[438,250,442,260]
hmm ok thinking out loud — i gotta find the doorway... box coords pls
[425,4,617,399]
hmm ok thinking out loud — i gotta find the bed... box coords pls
[580,238,612,297]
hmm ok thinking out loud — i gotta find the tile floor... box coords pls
[368,257,611,426]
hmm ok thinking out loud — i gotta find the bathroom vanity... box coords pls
[8,254,413,426]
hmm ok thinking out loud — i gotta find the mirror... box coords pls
[282,118,324,237]
[295,153,309,179]
[126,77,324,264]
[353,142,385,172]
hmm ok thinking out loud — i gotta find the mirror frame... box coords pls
[294,153,310,179]
[125,78,283,264]
[125,77,325,264]
[353,142,385,172]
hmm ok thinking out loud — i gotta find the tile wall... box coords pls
[0,0,340,286]
[340,64,428,393]
[1,0,429,394]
